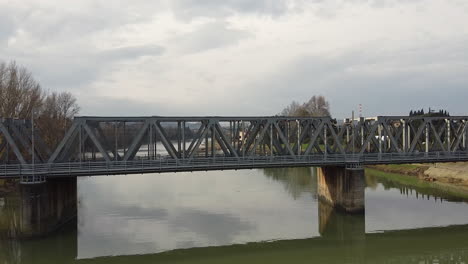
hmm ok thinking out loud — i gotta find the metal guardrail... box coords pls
[2,151,468,179]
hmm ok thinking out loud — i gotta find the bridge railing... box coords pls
[2,151,468,178]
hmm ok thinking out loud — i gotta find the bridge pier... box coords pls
[317,166,365,213]
[0,178,77,238]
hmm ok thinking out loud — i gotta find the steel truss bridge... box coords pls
[1,116,468,182]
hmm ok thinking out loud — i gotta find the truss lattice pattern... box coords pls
[2,116,468,166]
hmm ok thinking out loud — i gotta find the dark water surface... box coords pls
[1,167,468,263]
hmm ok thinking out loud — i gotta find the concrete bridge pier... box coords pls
[0,178,77,238]
[317,166,365,213]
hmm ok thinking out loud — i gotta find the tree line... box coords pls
[0,61,80,149]
[280,95,331,117]
[409,108,450,117]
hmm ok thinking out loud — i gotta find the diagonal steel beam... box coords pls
[188,123,210,160]
[83,123,112,162]
[48,121,81,163]
[153,121,179,160]
[304,120,325,155]
[0,122,27,164]
[95,124,121,160]
[123,121,150,161]
[186,123,205,155]
[326,120,346,154]
[214,122,239,158]
[242,121,261,154]
[429,121,447,152]
[359,121,379,154]
[381,121,402,153]
[248,121,271,156]
[451,121,466,152]
[409,120,427,153]
[273,122,296,157]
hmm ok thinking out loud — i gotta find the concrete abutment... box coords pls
[317,166,365,213]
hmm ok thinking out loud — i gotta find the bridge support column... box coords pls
[0,177,77,238]
[317,166,365,213]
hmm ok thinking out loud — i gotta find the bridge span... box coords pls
[1,115,468,213]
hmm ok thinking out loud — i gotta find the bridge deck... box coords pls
[2,152,468,179]
[2,115,468,181]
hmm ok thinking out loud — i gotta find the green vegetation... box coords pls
[366,168,468,200]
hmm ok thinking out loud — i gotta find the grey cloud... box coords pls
[171,0,289,19]
[0,11,15,45]
[171,208,255,244]
[79,96,169,116]
[250,39,468,118]
[100,45,165,61]
[20,44,165,92]
[171,21,251,54]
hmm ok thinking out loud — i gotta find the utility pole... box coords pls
[352,110,355,155]
[32,110,35,183]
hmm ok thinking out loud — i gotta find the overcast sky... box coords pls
[1,0,467,118]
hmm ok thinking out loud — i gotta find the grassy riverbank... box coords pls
[366,163,468,199]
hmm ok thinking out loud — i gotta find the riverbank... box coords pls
[367,162,468,197]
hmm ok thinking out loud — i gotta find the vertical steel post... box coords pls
[464,120,467,153]
[346,125,350,144]
[270,122,273,157]
[211,124,215,158]
[407,121,411,153]
[425,121,429,155]
[182,121,186,159]
[324,122,327,158]
[114,122,118,161]
[297,120,300,155]
[123,122,126,156]
[402,120,406,152]
[205,124,208,158]
[31,112,35,183]
[79,124,82,162]
[360,121,364,148]
[241,121,245,158]
[447,119,451,152]
[178,121,181,158]
[378,123,382,155]
[149,122,153,160]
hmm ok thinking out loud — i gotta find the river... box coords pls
[1,167,468,263]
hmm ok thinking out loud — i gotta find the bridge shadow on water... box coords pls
[0,171,468,263]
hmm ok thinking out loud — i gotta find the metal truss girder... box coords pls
[188,122,210,160]
[0,122,26,164]
[380,121,402,153]
[429,121,447,152]
[83,123,112,162]
[325,120,346,154]
[153,121,179,160]
[186,123,206,155]
[408,120,427,153]
[359,121,380,154]
[292,120,310,154]
[242,121,261,154]
[248,121,270,156]
[303,121,325,156]
[273,122,296,157]
[214,122,239,158]
[95,124,121,160]
[123,121,150,161]
[450,122,466,152]
[49,121,81,163]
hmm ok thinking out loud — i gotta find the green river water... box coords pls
[1,167,468,263]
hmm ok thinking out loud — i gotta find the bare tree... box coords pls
[0,60,80,148]
[280,95,331,117]
[0,61,44,119]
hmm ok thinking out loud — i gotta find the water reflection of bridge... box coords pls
[1,169,468,263]
[1,203,467,264]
